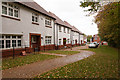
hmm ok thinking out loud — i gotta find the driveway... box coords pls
[2,46,95,78]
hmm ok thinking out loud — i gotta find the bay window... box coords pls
[12,40,16,47]
[2,6,7,15]
[6,40,10,48]
[0,35,22,49]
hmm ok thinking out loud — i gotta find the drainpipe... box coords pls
[54,22,55,49]
[57,24,59,50]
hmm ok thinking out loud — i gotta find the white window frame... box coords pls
[59,26,62,32]
[64,27,66,33]
[32,13,39,23]
[2,2,19,18]
[67,28,69,34]
[67,39,70,44]
[0,35,22,50]
[45,36,52,45]
[45,17,51,26]
[59,39,61,45]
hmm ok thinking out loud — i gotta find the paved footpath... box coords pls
[2,46,95,78]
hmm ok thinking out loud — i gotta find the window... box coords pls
[9,8,13,16]
[59,26,61,32]
[14,10,18,17]
[2,6,7,15]
[2,2,19,18]
[12,36,16,38]
[95,37,97,40]
[45,36,52,45]
[18,36,21,38]
[64,27,66,33]
[18,40,21,47]
[6,40,10,48]
[67,39,69,44]
[0,40,4,49]
[59,39,61,45]
[12,40,16,47]
[31,36,37,43]
[32,13,38,23]
[6,36,10,38]
[45,18,51,26]
[67,28,69,34]
[1,35,22,49]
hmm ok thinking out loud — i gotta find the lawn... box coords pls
[2,53,58,70]
[43,50,80,55]
[36,46,118,78]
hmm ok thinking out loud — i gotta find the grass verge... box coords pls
[43,50,80,55]
[2,54,58,70]
[36,46,118,78]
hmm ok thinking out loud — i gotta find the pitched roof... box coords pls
[64,21,83,34]
[49,12,71,28]
[17,1,55,19]
[64,21,73,29]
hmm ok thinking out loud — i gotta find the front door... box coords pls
[75,40,77,45]
[31,36,39,49]
[30,33,41,51]
[63,38,66,46]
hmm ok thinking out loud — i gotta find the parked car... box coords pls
[93,42,99,47]
[89,43,98,48]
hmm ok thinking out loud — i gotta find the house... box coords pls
[49,12,72,49]
[93,34,101,43]
[93,34,108,45]
[1,1,84,57]
[1,1,56,57]
[64,21,82,46]
[83,36,87,44]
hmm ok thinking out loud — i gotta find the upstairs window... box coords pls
[32,13,38,23]
[2,6,7,15]
[59,26,61,32]
[67,28,70,34]
[2,2,19,18]
[45,18,51,26]
[64,27,66,33]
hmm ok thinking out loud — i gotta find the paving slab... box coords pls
[2,46,95,78]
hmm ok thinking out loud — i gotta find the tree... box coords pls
[87,35,92,42]
[95,2,120,48]
[80,1,120,48]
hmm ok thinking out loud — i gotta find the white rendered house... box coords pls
[1,1,56,57]
[49,12,72,49]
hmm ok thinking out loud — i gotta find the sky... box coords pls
[34,0,98,35]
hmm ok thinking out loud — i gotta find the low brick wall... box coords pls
[2,44,81,58]
[40,44,55,51]
[2,47,34,58]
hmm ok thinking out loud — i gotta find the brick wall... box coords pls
[40,44,55,51]
[2,47,34,58]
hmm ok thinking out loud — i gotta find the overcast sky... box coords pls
[34,0,98,35]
